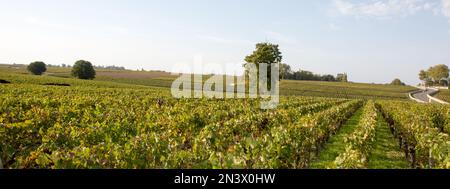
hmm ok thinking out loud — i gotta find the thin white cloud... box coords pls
[333,0,437,19]
[443,0,450,21]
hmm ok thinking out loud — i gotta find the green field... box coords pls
[1,65,449,169]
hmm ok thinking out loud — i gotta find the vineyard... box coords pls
[435,89,450,103]
[1,71,450,169]
[0,64,417,100]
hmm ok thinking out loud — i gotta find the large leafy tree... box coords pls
[244,43,282,88]
[428,64,449,81]
[418,64,449,86]
[27,61,47,75]
[245,43,282,65]
[71,60,96,80]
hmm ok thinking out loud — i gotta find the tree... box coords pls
[419,70,428,81]
[244,43,282,88]
[245,43,282,66]
[321,74,336,81]
[71,60,96,80]
[439,79,448,87]
[391,78,405,86]
[418,65,449,86]
[280,63,292,80]
[428,64,449,82]
[27,61,47,75]
[424,79,434,87]
[336,73,348,82]
[279,64,337,82]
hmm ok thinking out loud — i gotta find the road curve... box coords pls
[411,89,437,103]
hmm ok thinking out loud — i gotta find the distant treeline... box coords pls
[52,64,126,70]
[94,65,126,70]
[280,63,348,82]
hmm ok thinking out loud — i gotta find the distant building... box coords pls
[439,78,449,88]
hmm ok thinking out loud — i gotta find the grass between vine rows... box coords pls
[310,108,364,169]
[310,105,410,169]
[367,114,410,169]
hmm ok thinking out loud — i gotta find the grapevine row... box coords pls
[334,101,378,168]
[378,101,450,168]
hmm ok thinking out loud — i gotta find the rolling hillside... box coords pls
[0,64,416,100]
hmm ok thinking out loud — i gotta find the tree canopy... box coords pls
[278,64,342,82]
[418,64,449,86]
[428,64,449,81]
[71,60,96,80]
[244,43,282,89]
[390,78,405,86]
[419,70,428,81]
[245,43,282,65]
[27,61,47,75]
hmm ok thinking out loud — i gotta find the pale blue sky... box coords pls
[1,0,450,84]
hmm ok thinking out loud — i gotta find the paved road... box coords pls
[411,89,437,103]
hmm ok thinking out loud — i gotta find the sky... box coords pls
[1,0,450,85]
